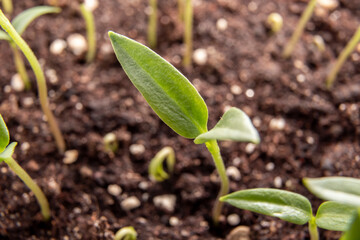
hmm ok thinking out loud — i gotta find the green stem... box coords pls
[282,0,317,58]
[147,0,157,49]
[183,0,192,68]
[205,140,229,224]
[3,157,50,220]
[308,216,319,240]
[10,42,31,90]
[326,26,360,89]
[178,0,184,22]
[0,9,66,153]
[80,4,96,63]
[2,0,13,14]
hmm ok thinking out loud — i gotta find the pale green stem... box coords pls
[0,9,66,153]
[308,216,319,240]
[283,0,317,58]
[147,0,157,49]
[80,4,96,63]
[2,0,13,14]
[10,42,31,90]
[3,157,50,220]
[326,26,360,88]
[205,140,230,224]
[183,0,192,68]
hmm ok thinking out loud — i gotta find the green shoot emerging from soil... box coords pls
[221,188,356,240]
[183,0,192,68]
[103,132,118,155]
[0,114,51,220]
[283,0,317,58]
[114,226,137,240]
[80,1,97,63]
[266,13,283,34]
[109,32,260,223]
[0,8,65,153]
[149,146,175,182]
[1,0,12,14]
[147,0,157,49]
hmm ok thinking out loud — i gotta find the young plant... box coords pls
[149,146,175,182]
[1,0,12,14]
[220,188,356,240]
[114,226,137,240]
[282,0,317,58]
[0,114,51,220]
[109,32,260,223]
[183,0,192,68]
[103,132,118,155]
[326,26,360,88]
[0,8,66,153]
[147,0,157,49]
[266,13,283,34]
[80,0,97,63]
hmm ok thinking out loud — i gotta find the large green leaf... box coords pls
[109,32,208,138]
[0,142,17,161]
[0,114,10,153]
[316,201,357,231]
[304,177,360,207]
[340,209,360,240]
[194,107,260,144]
[220,188,312,225]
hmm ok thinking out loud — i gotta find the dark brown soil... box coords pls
[0,0,359,239]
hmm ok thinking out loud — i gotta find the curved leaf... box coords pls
[109,32,208,138]
[0,142,17,161]
[0,114,10,153]
[220,188,312,225]
[12,6,61,36]
[194,107,260,144]
[340,209,360,240]
[0,30,10,41]
[304,177,360,207]
[316,201,357,231]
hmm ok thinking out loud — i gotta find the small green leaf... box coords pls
[109,32,208,138]
[0,114,10,153]
[0,30,10,40]
[340,209,360,240]
[0,142,17,161]
[220,188,312,225]
[11,6,61,36]
[194,107,260,144]
[316,201,357,231]
[304,177,360,207]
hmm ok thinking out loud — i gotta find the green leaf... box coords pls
[316,201,357,231]
[340,209,360,240]
[303,177,360,207]
[0,114,10,153]
[0,30,10,41]
[0,142,17,161]
[194,107,260,144]
[109,32,208,138]
[11,6,61,36]
[220,188,312,225]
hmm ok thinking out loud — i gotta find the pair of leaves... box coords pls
[109,32,260,144]
[220,188,356,231]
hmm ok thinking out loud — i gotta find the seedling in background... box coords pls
[109,32,260,224]
[1,0,12,14]
[0,114,50,220]
[183,0,192,68]
[0,6,60,90]
[266,13,283,34]
[114,226,137,240]
[103,132,118,155]
[221,188,356,240]
[313,35,325,52]
[283,0,317,58]
[0,8,66,153]
[149,146,175,182]
[147,0,157,49]
[326,26,360,88]
[80,0,98,63]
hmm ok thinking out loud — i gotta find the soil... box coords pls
[0,0,359,239]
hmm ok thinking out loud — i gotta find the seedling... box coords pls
[326,26,360,88]
[109,32,260,223]
[283,0,317,58]
[80,1,97,63]
[1,0,12,14]
[147,0,157,49]
[114,226,137,240]
[0,8,65,153]
[183,0,192,68]
[149,146,175,182]
[266,13,283,34]
[103,132,118,154]
[221,188,356,240]
[0,114,50,220]
[313,35,325,52]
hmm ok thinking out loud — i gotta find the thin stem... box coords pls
[0,9,65,153]
[10,42,31,90]
[178,0,184,21]
[282,0,317,58]
[205,140,229,224]
[147,0,157,49]
[2,0,13,14]
[183,0,192,68]
[3,157,50,220]
[308,216,319,240]
[80,4,96,63]
[326,26,360,88]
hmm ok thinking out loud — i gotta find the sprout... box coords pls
[147,0,157,49]
[313,35,325,52]
[183,0,192,68]
[114,226,137,240]
[1,0,13,14]
[266,12,283,34]
[80,0,97,63]
[149,146,175,182]
[103,132,118,154]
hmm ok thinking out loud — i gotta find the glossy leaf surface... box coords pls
[0,114,9,153]
[220,188,312,225]
[109,32,208,138]
[194,107,260,144]
[340,209,360,240]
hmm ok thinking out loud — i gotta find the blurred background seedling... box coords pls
[114,226,137,240]
[149,146,175,182]
[1,0,12,14]
[147,0,157,49]
[80,0,98,63]
[103,132,118,156]
[266,12,283,34]
[182,0,192,68]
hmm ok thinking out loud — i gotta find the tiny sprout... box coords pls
[0,114,51,220]
[183,0,193,68]
[114,226,137,240]
[147,0,157,49]
[80,0,97,63]
[103,132,118,154]
[1,0,13,14]
[149,146,175,182]
[313,35,325,52]
[266,13,283,34]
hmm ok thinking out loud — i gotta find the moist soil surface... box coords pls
[0,0,359,239]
